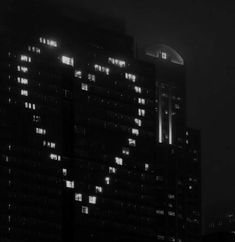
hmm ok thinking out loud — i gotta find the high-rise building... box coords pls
[0,2,201,242]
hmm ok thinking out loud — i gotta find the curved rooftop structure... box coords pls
[146,44,184,66]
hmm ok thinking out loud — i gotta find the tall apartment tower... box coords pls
[0,2,201,242]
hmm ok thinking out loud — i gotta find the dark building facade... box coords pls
[0,2,201,242]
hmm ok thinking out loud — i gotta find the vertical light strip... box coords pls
[158,84,163,143]
[169,87,173,145]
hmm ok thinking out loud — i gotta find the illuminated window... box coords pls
[145,163,149,171]
[33,115,40,123]
[88,74,96,82]
[168,211,175,216]
[75,70,82,78]
[156,209,164,215]
[62,168,67,176]
[17,77,28,84]
[122,147,130,155]
[189,185,193,190]
[75,193,82,202]
[82,206,89,214]
[81,83,88,91]
[138,109,145,117]
[50,154,61,161]
[168,194,175,199]
[40,37,58,47]
[21,90,28,96]
[105,177,110,185]
[128,138,136,147]
[161,52,167,59]
[125,73,136,82]
[134,86,142,94]
[115,157,123,166]
[89,196,97,204]
[132,128,139,136]
[28,46,41,54]
[108,57,126,68]
[17,66,28,73]
[61,56,74,67]
[94,64,110,75]
[95,186,103,193]
[66,180,74,189]
[134,118,142,127]
[20,55,31,62]
[138,98,145,105]
[109,167,116,174]
[36,128,46,135]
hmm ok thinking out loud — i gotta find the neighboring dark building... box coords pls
[203,232,235,242]
[0,2,202,242]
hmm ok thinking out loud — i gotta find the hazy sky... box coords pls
[36,0,235,228]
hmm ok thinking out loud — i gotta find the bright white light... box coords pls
[88,74,96,82]
[138,109,145,117]
[81,83,88,91]
[17,77,28,84]
[122,147,130,155]
[134,118,142,127]
[36,128,46,135]
[95,186,103,193]
[20,55,31,62]
[105,177,110,185]
[75,70,82,78]
[17,66,28,73]
[125,73,136,82]
[132,128,139,136]
[62,168,67,176]
[115,157,123,166]
[108,57,126,68]
[66,180,74,189]
[161,52,167,59]
[128,138,136,147]
[82,206,89,214]
[61,56,74,67]
[109,167,116,174]
[89,196,97,204]
[75,193,82,202]
[134,86,142,94]
[138,98,145,105]
[145,163,149,171]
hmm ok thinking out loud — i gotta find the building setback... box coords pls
[0,3,201,242]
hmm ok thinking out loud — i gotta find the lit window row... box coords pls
[43,141,56,148]
[74,70,82,78]
[20,55,31,62]
[81,83,88,91]
[109,167,116,174]
[132,128,139,136]
[128,138,136,147]
[108,57,126,68]
[95,186,103,193]
[36,127,46,135]
[88,74,96,82]
[94,64,110,75]
[168,211,175,216]
[17,66,28,73]
[50,153,61,161]
[156,209,164,215]
[39,37,58,47]
[82,206,89,214]
[21,89,28,96]
[134,118,142,127]
[66,180,74,189]
[17,77,28,85]
[134,86,142,94]
[122,147,130,155]
[25,102,35,109]
[138,109,145,117]
[125,73,136,82]
[115,157,123,166]
[138,98,145,105]
[61,56,74,67]
[28,46,41,54]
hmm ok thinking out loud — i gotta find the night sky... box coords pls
[26,0,235,231]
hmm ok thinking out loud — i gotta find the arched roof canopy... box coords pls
[146,44,184,66]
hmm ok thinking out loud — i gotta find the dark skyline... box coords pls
[49,0,235,224]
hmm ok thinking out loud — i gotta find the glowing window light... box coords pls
[89,196,97,204]
[138,109,145,117]
[134,86,142,94]
[161,52,167,59]
[108,57,126,68]
[36,128,46,135]
[61,56,74,67]
[94,64,110,75]
[168,194,175,199]
[138,98,145,105]
[75,193,82,202]
[49,154,61,161]
[105,177,110,185]
[39,37,58,47]
[20,90,28,96]
[88,74,96,82]
[17,77,28,84]
[75,70,82,78]
[132,128,139,136]
[95,186,103,193]
[109,167,116,174]
[62,168,67,176]
[168,211,175,216]
[134,118,142,127]
[81,83,88,91]
[82,206,89,214]
[128,138,136,147]
[125,73,136,82]
[122,147,130,155]
[28,46,41,54]
[145,163,149,171]
[66,180,74,189]
[17,66,28,73]
[156,209,164,215]
[20,55,31,62]
[115,157,123,166]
